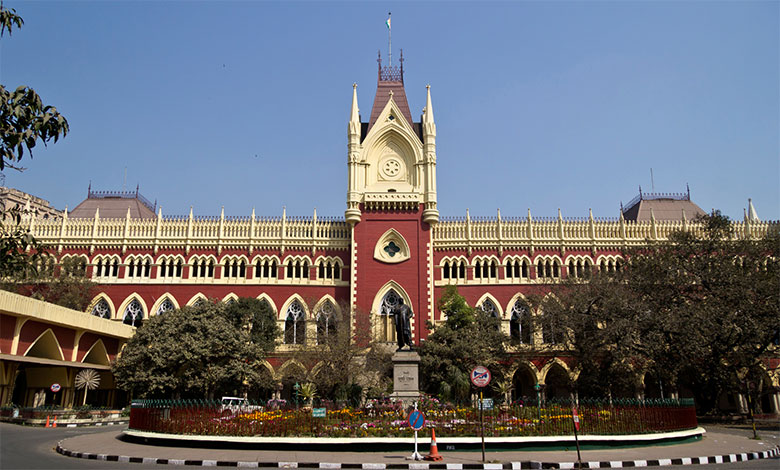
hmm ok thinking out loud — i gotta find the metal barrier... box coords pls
[129,397,698,437]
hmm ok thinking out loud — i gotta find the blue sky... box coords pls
[2,1,777,220]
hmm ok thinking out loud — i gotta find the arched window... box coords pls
[510,300,532,344]
[91,299,111,319]
[156,298,175,316]
[479,299,500,330]
[123,299,144,327]
[443,262,451,279]
[479,299,498,318]
[378,290,403,342]
[316,302,338,344]
[284,300,306,344]
[541,311,564,345]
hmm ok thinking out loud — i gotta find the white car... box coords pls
[220,396,261,414]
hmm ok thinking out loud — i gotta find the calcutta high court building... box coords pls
[1,51,777,411]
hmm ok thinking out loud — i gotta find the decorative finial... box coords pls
[389,89,394,98]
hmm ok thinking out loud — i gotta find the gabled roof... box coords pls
[69,188,157,219]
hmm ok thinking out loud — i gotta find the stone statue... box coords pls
[392,304,413,350]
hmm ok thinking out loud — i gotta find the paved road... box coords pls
[0,423,146,470]
[0,422,777,469]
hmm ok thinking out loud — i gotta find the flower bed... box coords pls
[129,397,697,438]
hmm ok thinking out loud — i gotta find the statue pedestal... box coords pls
[390,350,421,408]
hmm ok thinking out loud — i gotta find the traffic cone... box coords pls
[45,415,50,428]
[424,428,443,461]
[52,415,57,428]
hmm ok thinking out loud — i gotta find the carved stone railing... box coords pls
[26,208,351,256]
[433,209,778,255]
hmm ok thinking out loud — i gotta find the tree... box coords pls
[419,286,510,403]
[2,254,98,310]
[112,300,280,399]
[0,3,68,279]
[293,303,390,405]
[1,3,69,171]
[544,213,780,412]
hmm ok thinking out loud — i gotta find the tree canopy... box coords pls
[1,3,69,171]
[419,286,510,403]
[112,299,280,399]
[543,213,779,412]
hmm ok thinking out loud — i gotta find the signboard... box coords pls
[50,383,61,393]
[479,398,493,410]
[407,410,425,431]
[470,366,491,388]
[312,408,326,418]
[572,407,580,431]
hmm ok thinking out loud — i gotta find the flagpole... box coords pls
[388,12,392,66]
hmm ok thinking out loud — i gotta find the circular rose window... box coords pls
[379,156,404,180]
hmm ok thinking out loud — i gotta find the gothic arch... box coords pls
[540,358,575,384]
[116,294,149,322]
[505,292,532,316]
[81,339,110,366]
[475,292,504,318]
[370,280,413,315]
[24,329,64,361]
[87,293,116,317]
[275,359,308,382]
[255,293,278,315]
[279,294,311,320]
[312,295,342,317]
[185,293,209,307]
[222,292,239,304]
[150,294,180,316]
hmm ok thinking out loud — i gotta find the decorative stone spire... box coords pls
[748,198,760,222]
[350,83,360,125]
[424,85,435,125]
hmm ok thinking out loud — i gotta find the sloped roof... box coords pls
[69,190,156,219]
[622,190,706,222]
[366,60,414,135]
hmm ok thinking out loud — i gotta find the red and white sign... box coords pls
[50,383,61,393]
[572,407,580,431]
[470,366,491,387]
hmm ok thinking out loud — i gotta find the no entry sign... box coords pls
[50,383,61,393]
[470,366,491,387]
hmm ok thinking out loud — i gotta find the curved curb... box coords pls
[55,441,779,468]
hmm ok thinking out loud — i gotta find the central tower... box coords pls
[346,51,439,346]
[346,51,438,225]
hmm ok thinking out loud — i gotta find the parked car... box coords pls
[220,396,261,415]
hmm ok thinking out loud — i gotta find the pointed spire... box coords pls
[157,206,162,219]
[748,198,760,222]
[350,83,360,123]
[558,208,562,220]
[188,206,194,220]
[94,207,99,220]
[220,206,225,220]
[251,207,256,220]
[126,207,131,219]
[424,85,435,124]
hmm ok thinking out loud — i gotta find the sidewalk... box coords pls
[57,425,779,469]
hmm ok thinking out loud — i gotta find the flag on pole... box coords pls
[386,14,391,30]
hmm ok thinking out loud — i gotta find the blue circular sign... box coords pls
[408,410,425,431]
